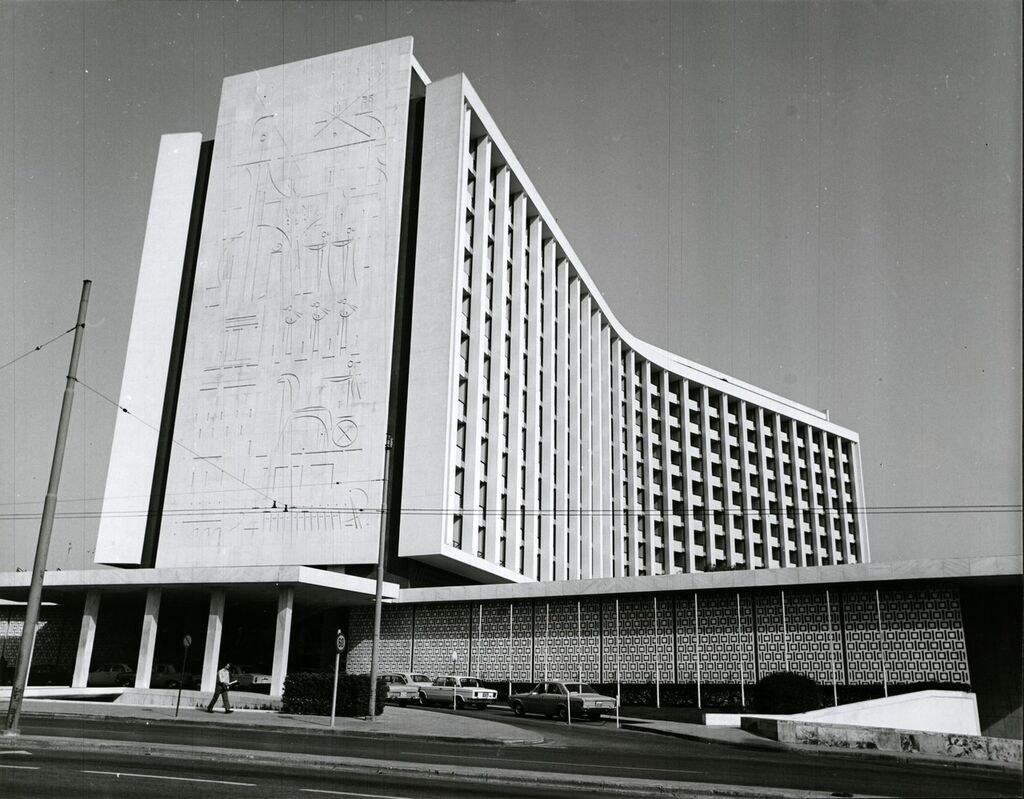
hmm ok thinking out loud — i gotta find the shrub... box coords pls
[281,672,386,717]
[750,672,822,714]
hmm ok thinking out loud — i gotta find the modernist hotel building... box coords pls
[0,39,1018,736]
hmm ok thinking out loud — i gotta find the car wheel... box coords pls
[418,692,428,706]
[557,705,569,722]
[512,701,526,717]
[455,696,465,710]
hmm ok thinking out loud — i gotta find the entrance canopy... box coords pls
[0,565,399,609]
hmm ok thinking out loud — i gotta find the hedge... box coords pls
[281,672,386,717]
[749,672,822,714]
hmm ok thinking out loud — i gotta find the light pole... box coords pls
[367,435,393,720]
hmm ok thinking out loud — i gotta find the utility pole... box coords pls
[4,280,91,736]
[367,434,393,720]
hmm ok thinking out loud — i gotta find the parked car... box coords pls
[87,662,135,687]
[148,662,195,689]
[393,672,433,691]
[508,681,617,721]
[380,673,420,706]
[233,664,273,692]
[418,675,497,710]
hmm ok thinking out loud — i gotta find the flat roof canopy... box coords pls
[399,556,1023,604]
[0,557,1017,609]
[0,565,399,610]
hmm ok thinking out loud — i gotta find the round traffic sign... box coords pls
[182,634,192,648]
[336,633,347,653]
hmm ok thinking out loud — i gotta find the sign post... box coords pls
[331,630,346,728]
[451,652,458,710]
[174,634,191,718]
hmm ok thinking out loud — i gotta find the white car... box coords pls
[393,672,433,691]
[233,664,272,691]
[380,673,419,705]
[418,675,498,710]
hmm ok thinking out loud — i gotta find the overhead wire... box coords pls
[71,376,282,508]
[0,325,80,372]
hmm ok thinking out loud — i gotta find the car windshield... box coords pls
[563,683,597,694]
[410,674,429,682]
[391,675,407,684]
[460,678,482,687]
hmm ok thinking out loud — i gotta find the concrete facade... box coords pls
[95,133,203,564]
[400,74,870,584]
[96,39,425,569]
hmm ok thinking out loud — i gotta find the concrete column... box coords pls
[641,361,657,576]
[201,589,226,693]
[659,370,677,575]
[505,195,527,574]
[134,587,161,689]
[578,296,594,579]
[610,339,626,577]
[566,275,581,580]
[680,380,699,573]
[71,589,101,687]
[462,136,493,558]
[624,348,640,575]
[483,167,511,564]
[539,241,557,581]
[270,587,294,697]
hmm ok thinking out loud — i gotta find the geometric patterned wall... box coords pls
[601,595,665,682]
[347,604,413,674]
[783,590,844,683]
[409,603,471,677]
[0,604,79,678]
[697,592,756,683]
[534,599,601,682]
[345,584,972,688]
[474,602,532,681]
[843,589,889,684]
[879,587,969,683]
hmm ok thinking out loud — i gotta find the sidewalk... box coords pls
[2,697,545,745]
[5,696,1019,774]
[0,699,885,799]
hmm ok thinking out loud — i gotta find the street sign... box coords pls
[336,633,347,653]
[182,635,192,648]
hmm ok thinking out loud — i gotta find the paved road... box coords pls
[6,707,1021,798]
[0,748,633,799]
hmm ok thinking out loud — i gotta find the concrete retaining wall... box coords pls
[797,689,980,735]
[741,716,1022,763]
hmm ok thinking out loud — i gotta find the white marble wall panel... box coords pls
[158,39,414,567]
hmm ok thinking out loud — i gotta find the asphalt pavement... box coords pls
[3,697,1022,798]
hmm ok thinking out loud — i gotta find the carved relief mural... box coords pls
[158,40,414,567]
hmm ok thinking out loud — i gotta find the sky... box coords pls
[0,0,1020,572]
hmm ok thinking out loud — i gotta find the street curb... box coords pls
[13,708,545,747]
[0,733,871,799]
[620,721,1023,774]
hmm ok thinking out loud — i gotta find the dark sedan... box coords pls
[508,681,617,721]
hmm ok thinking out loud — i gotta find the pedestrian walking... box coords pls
[206,662,235,713]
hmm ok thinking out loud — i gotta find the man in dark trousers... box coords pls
[206,661,234,713]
